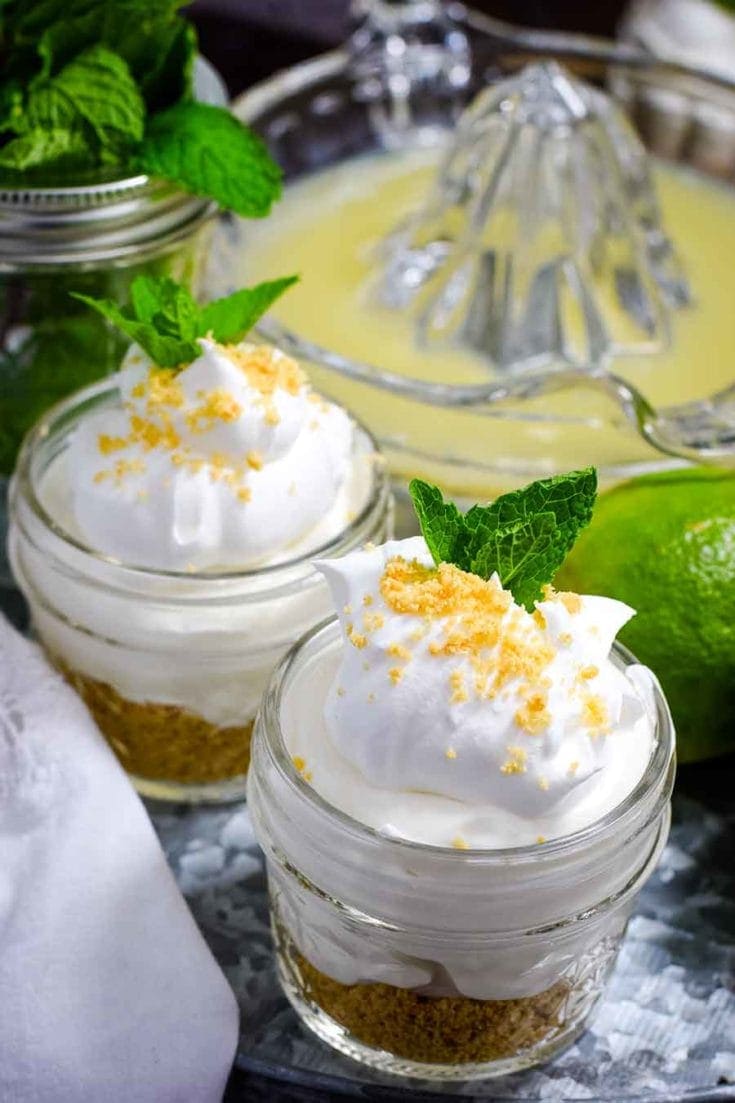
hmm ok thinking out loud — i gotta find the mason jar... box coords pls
[248,618,676,1080]
[8,382,393,803]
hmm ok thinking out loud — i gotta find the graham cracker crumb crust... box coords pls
[58,661,253,783]
[295,953,569,1065]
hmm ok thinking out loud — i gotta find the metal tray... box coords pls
[150,781,735,1103]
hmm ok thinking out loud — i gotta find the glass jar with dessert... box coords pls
[248,469,675,1078]
[8,276,392,802]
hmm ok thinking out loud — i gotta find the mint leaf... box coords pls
[199,276,299,344]
[36,2,192,110]
[136,102,282,218]
[464,467,597,563]
[70,292,198,368]
[409,470,597,609]
[26,45,144,154]
[0,80,24,131]
[471,513,560,610]
[129,276,181,324]
[138,19,196,113]
[0,126,89,170]
[72,273,298,368]
[144,280,200,343]
[409,479,471,570]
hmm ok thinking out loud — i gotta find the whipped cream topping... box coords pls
[67,339,355,570]
[296,536,656,847]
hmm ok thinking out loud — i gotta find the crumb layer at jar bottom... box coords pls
[58,660,253,784]
[292,951,570,1066]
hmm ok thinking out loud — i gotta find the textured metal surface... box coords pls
[151,792,735,1102]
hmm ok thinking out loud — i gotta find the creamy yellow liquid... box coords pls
[238,147,735,495]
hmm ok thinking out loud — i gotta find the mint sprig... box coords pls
[409,469,597,610]
[135,102,281,219]
[0,0,282,218]
[72,273,298,368]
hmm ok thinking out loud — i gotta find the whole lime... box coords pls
[557,467,735,762]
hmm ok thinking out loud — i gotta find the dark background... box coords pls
[187,0,629,97]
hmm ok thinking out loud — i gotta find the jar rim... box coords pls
[256,616,676,864]
[12,376,391,585]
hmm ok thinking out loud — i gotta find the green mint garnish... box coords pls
[0,1,282,217]
[71,273,298,368]
[409,469,598,610]
[135,102,282,219]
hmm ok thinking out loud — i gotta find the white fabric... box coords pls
[0,614,239,1102]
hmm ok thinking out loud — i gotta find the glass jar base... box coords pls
[275,952,589,1081]
[130,770,249,804]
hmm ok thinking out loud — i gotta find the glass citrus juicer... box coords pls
[225,0,735,511]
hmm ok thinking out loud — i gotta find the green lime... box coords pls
[557,467,735,763]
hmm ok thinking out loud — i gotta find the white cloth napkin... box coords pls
[0,614,239,1102]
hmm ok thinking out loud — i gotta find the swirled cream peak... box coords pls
[315,536,651,828]
[68,339,355,569]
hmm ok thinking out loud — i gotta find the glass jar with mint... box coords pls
[0,1,282,596]
[0,168,217,478]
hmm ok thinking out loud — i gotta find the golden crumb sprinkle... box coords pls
[537,776,550,791]
[445,747,457,760]
[380,556,557,710]
[236,486,252,503]
[451,835,469,850]
[131,411,181,452]
[347,624,368,650]
[533,608,547,630]
[292,755,313,783]
[388,667,403,685]
[514,692,551,735]
[221,343,305,396]
[387,642,412,661]
[381,557,509,620]
[568,760,579,776]
[581,694,609,734]
[543,585,583,615]
[94,458,146,487]
[363,594,374,607]
[98,433,129,455]
[185,388,242,433]
[343,604,353,615]
[500,745,527,775]
[142,368,185,411]
[579,665,599,681]
[558,632,573,646]
[363,612,385,633]
[449,669,468,704]
[246,450,264,470]
[537,835,546,845]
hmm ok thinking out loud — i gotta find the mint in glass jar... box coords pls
[0,0,282,477]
